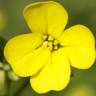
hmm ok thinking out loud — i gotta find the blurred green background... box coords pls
[0,0,96,96]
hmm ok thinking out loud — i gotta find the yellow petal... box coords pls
[58,25,95,47]
[4,33,51,77]
[23,1,68,38]
[65,47,95,69]
[5,46,50,77]
[30,48,71,94]
[4,33,43,63]
[58,25,95,69]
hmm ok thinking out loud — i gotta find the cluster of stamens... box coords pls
[42,34,60,51]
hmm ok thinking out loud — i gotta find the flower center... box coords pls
[42,34,61,51]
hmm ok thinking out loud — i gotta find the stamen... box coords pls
[54,40,59,45]
[43,41,48,47]
[48,36,54,41]
[48,42,53,48]
[43,35,48,40]
[53,45,58,50]
[43,35,60,51]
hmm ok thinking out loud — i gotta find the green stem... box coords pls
[14,79,29,96]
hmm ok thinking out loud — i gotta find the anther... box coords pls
[43,35,48,40]
[48,36,54,41]
[48,42,53,48]
[53,45,58,50]
[43,41,48,47]
[53,40,59,45]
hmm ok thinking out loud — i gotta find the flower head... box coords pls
[4,1,95,94]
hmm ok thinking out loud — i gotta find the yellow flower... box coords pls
[4,1,95,94]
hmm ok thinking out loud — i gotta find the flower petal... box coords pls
[64,47,95,69]
[58,25,95,69]
[58,25,95,47]
[4,33,43,63]
[30,48,71,94]
[23,1,68,38]
[4,33,51,77]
